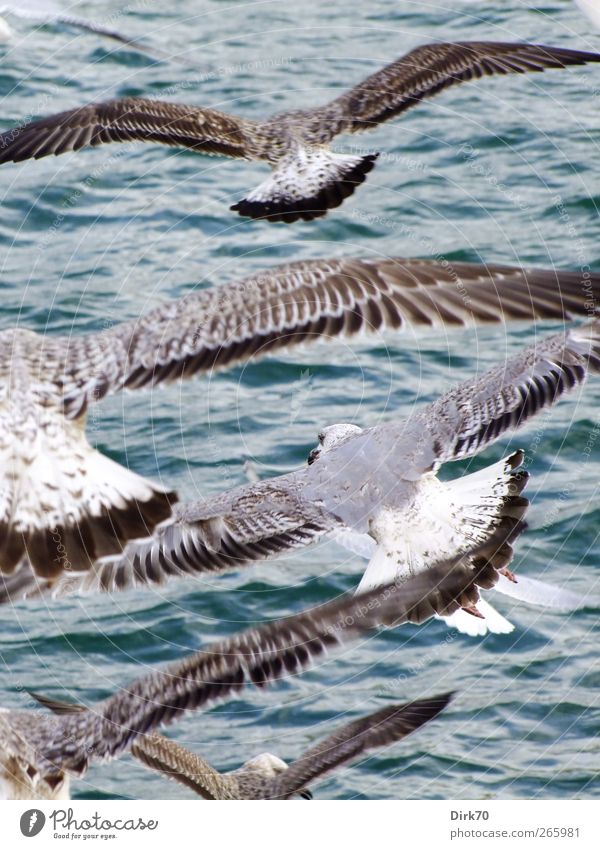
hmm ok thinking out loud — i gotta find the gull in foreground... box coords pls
[1,42,599,221]
[2,257,595,585]
[0,556,480,799]
[32,691,452,800]
[7,318,600,618]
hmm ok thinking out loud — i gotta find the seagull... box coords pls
[2,256,595,584]
[1,41,599,221]
[32,691,452,800]
[5,317,600,614]
[0,557,479,800]
[0,2,179,64]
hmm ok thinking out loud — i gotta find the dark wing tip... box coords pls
[26,690,88,715]
[410,690,455,718]
[380,691,455,730]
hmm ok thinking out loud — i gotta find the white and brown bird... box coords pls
[2,256,596,588]
[1,41,599,221]
[0,559,478,800]
[33,692,452,800]
[6,316,600,616]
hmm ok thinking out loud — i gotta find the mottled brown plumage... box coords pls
[6,318,597,607]
[1,41,599,221]
[0,560,479,799]
[3,256,595,582]
[129,693,453,799]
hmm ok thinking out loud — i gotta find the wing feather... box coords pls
[130,733,233,800]
[27,554,490,773]
[323,41,600,131]
[52,258,600,416]
[0,98,253,164]
[7,470,337,598]
[420,319,600,463]
[269,693,453,798]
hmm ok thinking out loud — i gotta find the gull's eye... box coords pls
[318,431,325,444]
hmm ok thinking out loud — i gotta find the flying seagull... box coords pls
[7,317,600,611]
[32,691,452,800]
[1,41,599,221]
[0,558,478,800]
[2,256,595,584]
[0,2,205,69]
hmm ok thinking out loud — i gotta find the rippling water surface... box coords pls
[0,0,599,800]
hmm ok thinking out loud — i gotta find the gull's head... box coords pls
[241,752,289,777]
[307,423,363,465]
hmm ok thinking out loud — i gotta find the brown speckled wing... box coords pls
[269,693,453,798]
[418,319,600,463]
[324,41,600,131]
[131,733,234,800]
[50,471,338,596]
[0,97,254,164]
[59,258,600,416]
[27,553,491,775]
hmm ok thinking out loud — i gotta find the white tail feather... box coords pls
[438,598,514,637]
[355,452,524,593]
[493,573,585,610]
[231,148,378,222]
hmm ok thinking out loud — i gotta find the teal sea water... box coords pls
[0,0,599,800]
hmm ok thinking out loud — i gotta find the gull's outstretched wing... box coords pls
[414,318,600,465]
[131,733,229,800]
[0,98,254,164]
[321,41,600,133]
[0,468,337,600]
[27,691,231,799]
[23,554,489,776]
[56,258,600,417]
[73,472,335,595]
[268,693,453,799]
